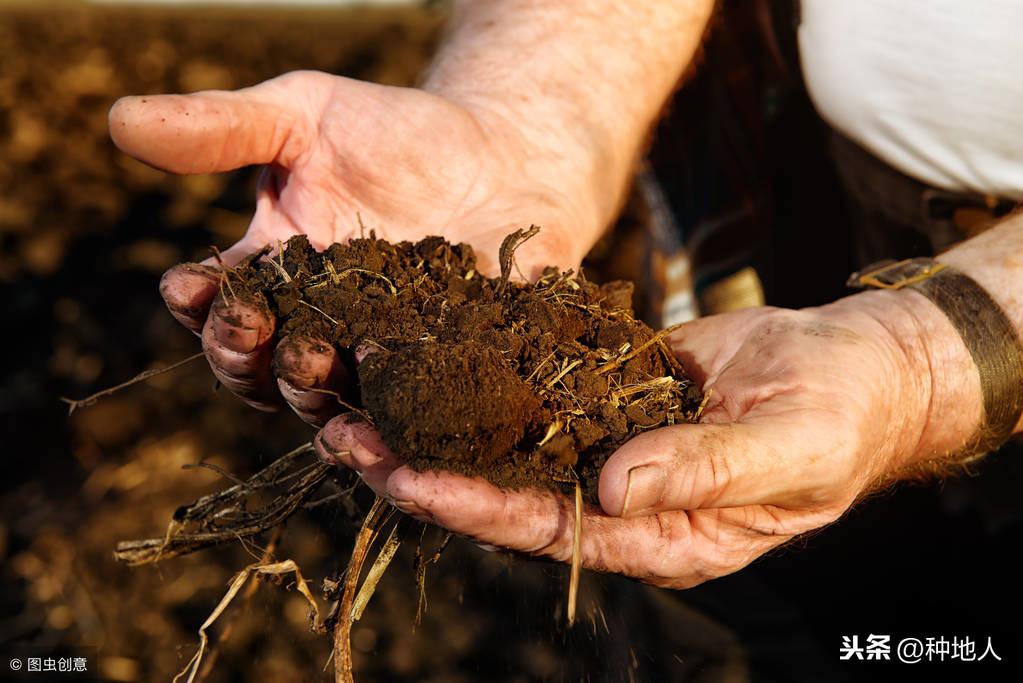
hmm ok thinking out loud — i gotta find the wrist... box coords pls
[419,1,713,256]
[828,289,984,471]
[421,79,616,246]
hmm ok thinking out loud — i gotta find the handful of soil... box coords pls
[230,229,704,501]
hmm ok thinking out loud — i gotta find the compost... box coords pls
[230,228,704,501]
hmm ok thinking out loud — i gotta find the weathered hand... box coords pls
[316,293,949,588]
[109,70,596,422]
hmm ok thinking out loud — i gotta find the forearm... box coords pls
[842,215,1023,473]
[422,0,714,244]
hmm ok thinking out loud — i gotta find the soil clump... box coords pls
[232,231,704,501]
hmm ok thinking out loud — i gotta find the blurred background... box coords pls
[1,1,1020,682]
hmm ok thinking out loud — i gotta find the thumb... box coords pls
[598,420,820,516]
[108,73,312,175]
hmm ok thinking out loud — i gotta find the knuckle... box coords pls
[640,513,700,583]
[701,452,733,507]
[530,497,572,561]
[670,438,733,508]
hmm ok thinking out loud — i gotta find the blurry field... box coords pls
[0,3,738,682]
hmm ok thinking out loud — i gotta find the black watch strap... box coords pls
[849,258,1023,453]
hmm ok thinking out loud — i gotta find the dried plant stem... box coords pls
[693,387,714,420]
[335,267,397,295]
[60,351,205,414]
[114,443,335,565]
[306,387,374,423]
[210,245,247,301]
[595,323,683,376]
[525,350,557,383]
[298,299,341,326]
[567,482,583,627]
[196,527,283,682]
[497,224,541,294]
[350,521,402,621]
[545,359,583,389]
[263,253,293,284]
[174,559,324,683]
[334,497,390,683]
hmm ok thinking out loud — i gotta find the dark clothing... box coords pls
[830,132,1017,266]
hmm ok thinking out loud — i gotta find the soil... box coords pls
[233,232,703,500]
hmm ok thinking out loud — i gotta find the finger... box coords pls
[108,74,310,175]
[386,469,578,556]
[385,468,781,588]
[598,421,808,517]
[315,416,404,498]
[161,227,274,336]
[201,295,278,410]
[274,334,350,426]
[159,263,221,334]
[664,315,724,386]
[666,309,778,387]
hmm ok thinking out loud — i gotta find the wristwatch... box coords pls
[849,257,1023,455]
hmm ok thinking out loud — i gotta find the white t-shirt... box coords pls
[799,0,1023,199]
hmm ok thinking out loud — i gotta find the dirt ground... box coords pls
[0,4,742,682]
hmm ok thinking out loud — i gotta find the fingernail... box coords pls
[346,429,383,470]
[621,464,666,517]
[314,431,353,468]
[392,499,434,523]
[351,448,383,470]
[212,317,261,353]
[474,542,500,553]
[160,265,218,315]
[275,335,336,387]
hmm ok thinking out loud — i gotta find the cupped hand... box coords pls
[316,296,935,588]
[110,70,596,421]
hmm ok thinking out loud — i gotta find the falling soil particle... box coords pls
[231,231,703,501]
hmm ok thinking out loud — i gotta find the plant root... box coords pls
[195,527,284,682]
[350,519,403,622]
[332,496,393,683]
[60,351,205,414]
[173,557,325,683]
[413,528,453,629]
[114,443,339,565]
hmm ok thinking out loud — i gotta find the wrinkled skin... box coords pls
[112,70,934,589]
[315,304,921,588]
[111,70,592,421]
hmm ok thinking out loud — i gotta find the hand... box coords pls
[315,292,953,588]
[109,70,600,422]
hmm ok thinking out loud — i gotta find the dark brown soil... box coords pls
[233,232,702,501]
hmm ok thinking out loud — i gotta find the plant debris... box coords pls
[113,443,340,566]
[174,557,326,683]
